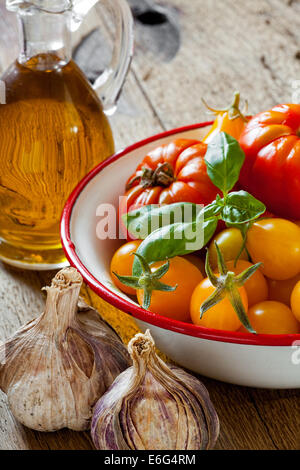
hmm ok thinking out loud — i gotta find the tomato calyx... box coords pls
[202,91,248,122]
[201,242,261,334]
[126,162,176,191]
[113,252,177,310]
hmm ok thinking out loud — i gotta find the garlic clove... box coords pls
[0,268,131,432]
[91,330,220,450]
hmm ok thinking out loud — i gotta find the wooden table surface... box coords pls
[0,0,300,451]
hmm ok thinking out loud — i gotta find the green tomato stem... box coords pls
[200,287,226,319]
[201,245,257,334]
[227,288,256,334]
[114,253,177,310]
[214,241,228,276]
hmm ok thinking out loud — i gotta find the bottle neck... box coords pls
[17,10,72,70]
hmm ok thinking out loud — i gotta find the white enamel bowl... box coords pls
[61,122,300,389]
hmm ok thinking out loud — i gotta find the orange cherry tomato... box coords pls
[184,254,206,277]
[247,219,300,281]
[290,281,300,322]
[225,260,268,307]
[110,240,142,295]
[190,278,248,331]
[267,274,300,306]
[239,301,299,335]
[136,256,203,322]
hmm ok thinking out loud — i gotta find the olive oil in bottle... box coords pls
[0,56,115,267]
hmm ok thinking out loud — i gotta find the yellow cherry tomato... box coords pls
[225,260,268,307]
[209,228,248,269]
[184,254,206,277]
[110,240,142,295]
[190,278,248,331]
[239,301,300,335]
[267,274,300,306]
[137,256,203,322]
[247,219,300,281]
[203,92,247,143]
[290,281,300,322]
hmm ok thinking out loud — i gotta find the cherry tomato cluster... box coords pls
[204,220,300,334]
[111,218,300,335]
[110,96,300,336]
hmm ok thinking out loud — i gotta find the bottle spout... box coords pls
[71,0,99,31]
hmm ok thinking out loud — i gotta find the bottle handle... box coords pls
[72,0,134,116]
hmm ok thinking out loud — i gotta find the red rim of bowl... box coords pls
[61,121,300,347]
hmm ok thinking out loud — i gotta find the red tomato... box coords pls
[121,139,220,218]
[239,104,300,219]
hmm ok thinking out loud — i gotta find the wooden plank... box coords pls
[0,0,299,451]
[201,378,276,450]
[131,0,300,129]
[249,389,300,450]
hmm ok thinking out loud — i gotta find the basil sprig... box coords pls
[122,132,266,276]
[208,190,266,226]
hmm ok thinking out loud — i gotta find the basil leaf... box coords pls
[205,132,245,195]
[132,217,218,276]
[201,200,223,220]
[123,203,202,240]
[222,191,266,225]
[203,217,219,244]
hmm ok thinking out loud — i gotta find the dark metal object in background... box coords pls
[128,0,181,63]
[73,0,181,85]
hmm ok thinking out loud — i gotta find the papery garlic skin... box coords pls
[0,268,131,432]
[91,331,220,450]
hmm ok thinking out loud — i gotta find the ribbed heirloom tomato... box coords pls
[239,104,300,219]
[121,139,220,217]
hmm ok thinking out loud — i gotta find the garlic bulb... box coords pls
[91,331,219,450]
[0,268,131,432]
